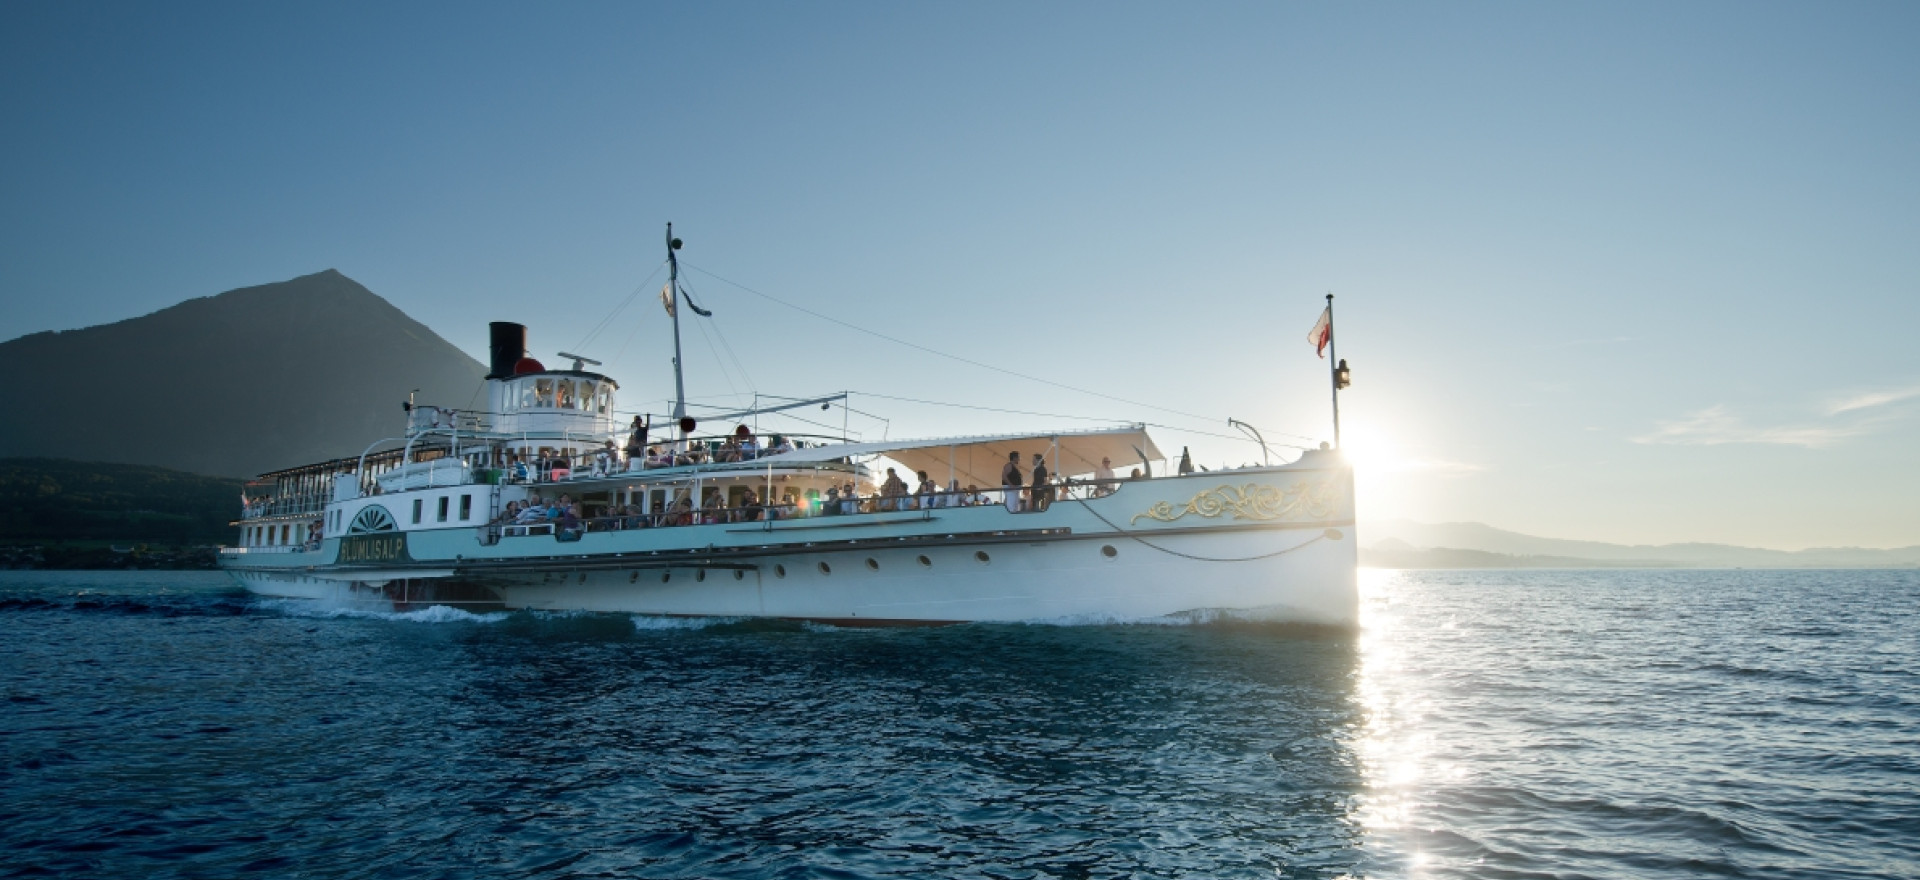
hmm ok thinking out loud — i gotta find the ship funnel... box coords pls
[487,322,527,380]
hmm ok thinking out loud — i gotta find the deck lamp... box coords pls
[1335,359,1351,390]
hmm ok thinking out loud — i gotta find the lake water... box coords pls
[2,568,1915,879]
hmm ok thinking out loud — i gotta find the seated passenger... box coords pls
[963,484,987,506]
[840,482,859,516]
[945,479,963,508]
[717,437,740,463]
[768,435,794,456]
[822,487,841,516]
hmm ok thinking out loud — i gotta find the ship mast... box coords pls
[666,223,687,439]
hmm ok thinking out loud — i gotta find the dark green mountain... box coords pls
[0,457,243,545]
[0,270,487,478]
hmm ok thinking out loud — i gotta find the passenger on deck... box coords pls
[1129,468,1143,481]
[822,487,841,516]
[736,425,759,460]
[1030,454,1052,512]
[740,489,763,522]
[841,482,859,515]
[1002,452,1024,512]
[964,484,987,506]
[717,436,741,463]
[1094,457,1117,497]
[778,492,798,520]
[514,497,548,524]
[768,435,794,456]
[549,455,571,481]
[625,416,649,462]
[914,471,937,509]
[944,479,963,508]
[880,469,908,511]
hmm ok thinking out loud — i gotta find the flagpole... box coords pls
[666,224,687,442]
[1326,292,1340,449]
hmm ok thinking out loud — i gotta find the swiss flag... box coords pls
[1308,306,1332,358]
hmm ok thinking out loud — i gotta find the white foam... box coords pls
[1015,607,1263,627]
[630,614,742,631]
[257,597,509,624]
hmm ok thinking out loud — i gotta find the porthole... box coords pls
[975,551,991,564]
[1101,545,1118,558]
[818,561,832,575]
[661,571,672,583]
[775,564,787,578]
[733,570,745,581]
[866,558,880,571]
[696,569,707,582]
[629,571,639,583]
[917,555,932,567]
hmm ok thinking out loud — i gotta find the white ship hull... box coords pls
[223,461,1359,626]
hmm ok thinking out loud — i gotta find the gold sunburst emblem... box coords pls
[1129,481,1336,525]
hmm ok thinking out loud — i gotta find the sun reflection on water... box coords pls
[1352,567,1435,876]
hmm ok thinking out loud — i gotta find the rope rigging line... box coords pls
[1071,497,1332,563]
[575,262,668,354]
[679,276,760,394]
[682,262,1249,432]
[688,314,750,403]
[845,390,1316,450]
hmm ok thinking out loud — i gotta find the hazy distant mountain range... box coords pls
[0,270,486,478]
[1361,519,1920,568]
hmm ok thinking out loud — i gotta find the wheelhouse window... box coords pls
[597,385,613,414]
[518,379,536,410]
[535,379,555,408]
[576,380,595,411]
[556,379,574,409]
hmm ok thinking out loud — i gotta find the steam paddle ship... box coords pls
[219,231,1358,625]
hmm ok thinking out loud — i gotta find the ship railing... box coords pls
[484,481,1131,539]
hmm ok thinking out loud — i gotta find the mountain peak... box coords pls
[0,271,486,477]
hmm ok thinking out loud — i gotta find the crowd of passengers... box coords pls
[490,453,1141,534]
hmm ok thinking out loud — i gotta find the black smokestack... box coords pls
[487,322,526,379]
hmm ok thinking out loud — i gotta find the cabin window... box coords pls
[436,496,449,523]
[597,386,612,414]
[280,524,291,545]
[555,379,574,409]
[518,379,536,410]
[535,379,555,408]
[412,499,423,524]
[459,495,472,521]
[576,380,595,411]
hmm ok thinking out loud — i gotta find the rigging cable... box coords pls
[574,262,668,353]
[683,263,1250,432]
[845,390,1314,449]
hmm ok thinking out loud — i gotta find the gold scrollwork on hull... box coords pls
[1130,481,1338,525]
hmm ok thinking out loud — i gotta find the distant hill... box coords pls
[0,457,243,545]
[1361,520,1920,569]
[0,270,486,477]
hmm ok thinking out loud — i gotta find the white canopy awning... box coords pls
[765,425,1164,488]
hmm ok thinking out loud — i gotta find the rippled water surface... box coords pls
[2,569,1915,879]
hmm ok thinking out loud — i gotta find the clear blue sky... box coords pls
[3,2,1915,549]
